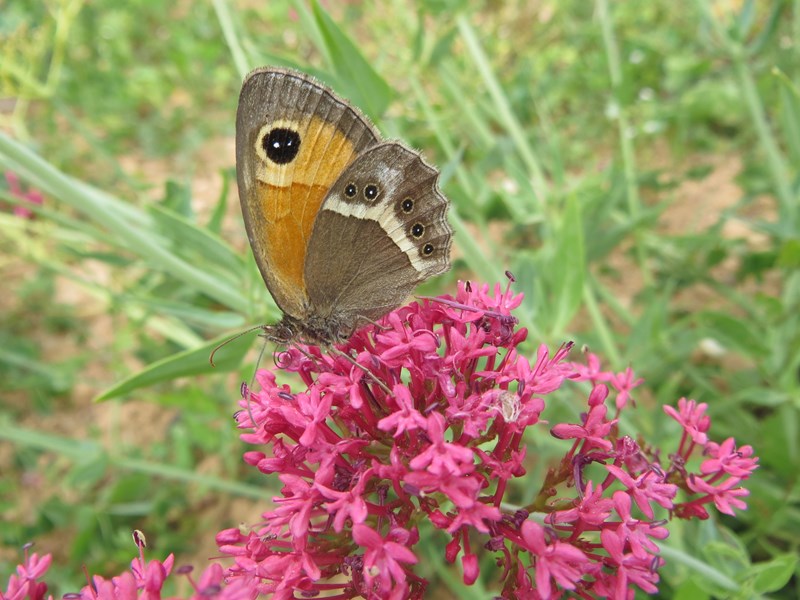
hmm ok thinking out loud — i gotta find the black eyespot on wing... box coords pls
[263,128,301,164]
[423,243,434,255]
[411,223,424,238]
[401,198,414,212]
[345,183,357,198]
[364,184,379,200]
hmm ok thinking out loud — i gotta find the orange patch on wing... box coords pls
[294,116,358,185]
[254,116,358,188]
[248,115,365,312]
[251,181,329,306]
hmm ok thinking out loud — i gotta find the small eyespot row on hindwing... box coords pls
[364,184,379,200]
[411,223,424,238]
[423,243,434,255]
[345,183,357,198]
[401,198,414,213]
[262,127,301,164]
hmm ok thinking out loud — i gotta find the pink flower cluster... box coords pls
[2,546,51,600]
[0,537,230,600]
[3,281,758,600]
[4,172,43,219]
[214,280,758,598]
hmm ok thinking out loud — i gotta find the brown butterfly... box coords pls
[236,67,453,344]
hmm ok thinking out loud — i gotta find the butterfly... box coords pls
[236,67,453,344]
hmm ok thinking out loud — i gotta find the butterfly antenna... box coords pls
[209,324,266,367]
[241,334,271,429]
[354,314,391,332]
[209,325,268,429]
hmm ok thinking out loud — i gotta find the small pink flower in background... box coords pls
[663,397,711,446]
[4,172,43,219]
[4,281,759,599]
[663,397,757,521]
[2,545,52,600]
[551,384,617,450]
[570,348,608,383]
[608,366,644,411]
[605,464,676,518]
[1,540,228,600]
[701,438,758,478]
[686,474,751,516]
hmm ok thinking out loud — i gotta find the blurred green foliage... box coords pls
[1,0,798,597]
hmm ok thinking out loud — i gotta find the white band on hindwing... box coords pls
[321,198,427,273]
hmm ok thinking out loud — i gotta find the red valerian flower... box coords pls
[608,366,644,412]
[686,474,751,516]
[2,546,52,600]
[352,524,418,598]
[4,172,43,219]
[7,281,759,599]
[517,521,591,597]
[550,385,618,450]
[215,282,758,598]
[701,438,758,479]
[377,384,428,436]
[605,464,676,519]
[663,397,711,446]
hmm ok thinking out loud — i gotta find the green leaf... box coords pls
[448,205,504,285]
[208,167,233,234]
[148,203,243,280]
[550,193,585,336]
[698,310,769,357]
[777,239,800,269]
[672,578,711,600]
[130,297,246,329]
[627,291,669,353]
[95,331,255,401]
[288,0,331,67]
[699,311,768,358]
[779,81,800,166]
[734,0,755,40]
[748,553,798,594]
[502,157,543,222]
[0,133,250,313]
[0,418,265,498]
[310,0,393,120]
[659,542,740,592]
[66,454,111,488]
[162,180,194,217]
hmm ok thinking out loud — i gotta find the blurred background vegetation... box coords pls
[1,0,798,597]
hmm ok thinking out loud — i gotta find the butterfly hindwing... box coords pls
[304,142,453,326]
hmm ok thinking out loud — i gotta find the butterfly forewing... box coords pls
[236,68,380,317]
